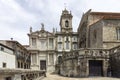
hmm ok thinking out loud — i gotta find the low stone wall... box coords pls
[0,68,46,80]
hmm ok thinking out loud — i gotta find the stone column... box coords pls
[86,59,89,77]
[103,60,108,77]
[70,36,72,50]
[63,36,64,51]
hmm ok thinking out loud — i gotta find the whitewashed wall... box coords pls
[0,50,15,68]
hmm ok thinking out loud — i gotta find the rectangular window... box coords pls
[66,42,69,49]
[49,53,54,65]
[58,43,62,49]
[32,54,37,64]
[1,47,4,51]
[3,62,6,68]
[49,38,54,49]
[32,38,36,46]
[40,40,46,50]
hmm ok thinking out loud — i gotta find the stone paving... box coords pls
[35,73,120,80]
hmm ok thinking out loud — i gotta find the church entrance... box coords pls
[40,60,46,70]
[89,60,103,76]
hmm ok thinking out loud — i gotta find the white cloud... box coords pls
[1,0,120,44]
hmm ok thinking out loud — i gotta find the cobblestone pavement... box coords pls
[35,73,120,80]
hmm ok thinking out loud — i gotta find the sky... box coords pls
[1,0,120,45]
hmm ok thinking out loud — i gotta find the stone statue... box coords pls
[30,26,32,33]
[41,23,44,30]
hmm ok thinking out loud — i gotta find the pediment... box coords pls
[30,29,54,37]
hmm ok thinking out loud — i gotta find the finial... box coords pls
[30,26,32,33]
[41,23,44,30]
[53,27,55,33]
[56,28,57,32]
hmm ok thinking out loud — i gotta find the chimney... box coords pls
[11,38,13,40]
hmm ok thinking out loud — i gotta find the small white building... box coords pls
[0,43,15,68]
[0,43,16,80]
[0,42,45,80]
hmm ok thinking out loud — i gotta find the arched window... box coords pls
[65,20,69,27]
[66,37,69,49]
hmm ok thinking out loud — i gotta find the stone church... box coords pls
[60,9,120,77]
[27,9,120,77]
[27,8,78,73]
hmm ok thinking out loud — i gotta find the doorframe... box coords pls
[88,60,103,76]
[40,60,46,70]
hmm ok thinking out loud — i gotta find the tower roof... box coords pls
[62,8,69,15]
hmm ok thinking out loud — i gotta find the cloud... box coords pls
[1,0,120,44]
[0,0,37,44]
[85,0,120,12]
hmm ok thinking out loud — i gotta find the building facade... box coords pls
[78,9,120,49]
[0,43,15,68]
[0,43,16,80]
[59,9,120,77]
[1,8,120,78]
[27,24,56,72]
[26,9,78,73]
[0,41,46,80]
[55,9,78,75]
[0,40,31,69]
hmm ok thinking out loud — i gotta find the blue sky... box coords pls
[1,0,120,45]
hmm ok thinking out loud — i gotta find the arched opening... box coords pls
[65,20,69,27]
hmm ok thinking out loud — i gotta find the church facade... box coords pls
[27,9,78,73]
[27,9,120,77]
[27,24,56,72]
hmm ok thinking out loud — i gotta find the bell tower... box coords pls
[59,8,73,33]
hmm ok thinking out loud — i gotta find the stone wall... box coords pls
[60,58,78,77]
[59,49,109,77]
[110,46,120,77]
[89,20,103,48]
[89,19,120,49]
[103,19,120,49]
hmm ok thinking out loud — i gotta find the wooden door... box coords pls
[40,60,46,70]
[89,60,103,76]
